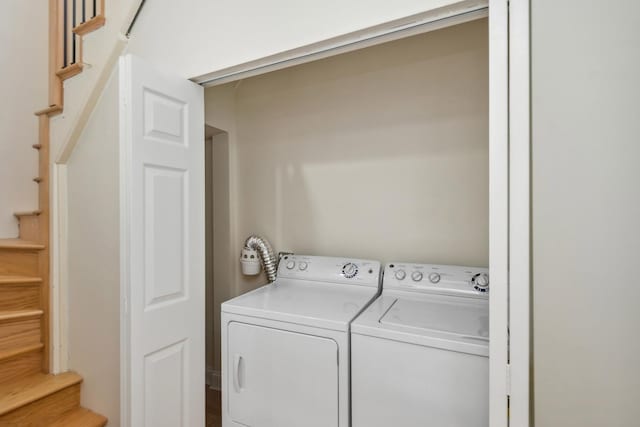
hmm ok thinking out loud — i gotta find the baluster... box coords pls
[72,0,76,64]
[63,0,68,67]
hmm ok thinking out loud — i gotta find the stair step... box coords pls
[0,278,41,311]
[0,310,43,322]
[34,105,63,117]
[48,407,108,427]
[0,240,45,251]
[73,15,106,36]
[0,372,82,417]
[0,344,43,384]
[0,276,42,285]
[56,63,83,81]
[0,251,40,276]
[13,210,42,218]
[0,343,43,363]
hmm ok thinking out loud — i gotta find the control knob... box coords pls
[298,261,308,271]
[394,269,406,280]
[428,272,441,284]
[472,273,490,292]
[286,260,296,270]
[411,271,423,282]
[342,262,359,278]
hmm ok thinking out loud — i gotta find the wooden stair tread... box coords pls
[73,15,106,36]
[0,372,83,416]
[0,239,45,250]
[0,343,43,362]
[34,105,63,117]
[0,309,43,322]
[14,210,42,218]
[48,407,107,427]
[0,275,42,285]
[56,63,83,81]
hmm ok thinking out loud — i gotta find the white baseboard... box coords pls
[206,367,221,390]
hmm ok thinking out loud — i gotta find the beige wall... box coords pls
[532,1,640,426]
[205,19,488,295]
[67,70,120,426]
[0,1,48,237]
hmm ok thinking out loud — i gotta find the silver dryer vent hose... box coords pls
[244,235,277,283]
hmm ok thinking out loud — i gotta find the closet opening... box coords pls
[204,17,489,427]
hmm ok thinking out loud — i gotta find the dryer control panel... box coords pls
[277,255,381,287]
[384,262,489,297]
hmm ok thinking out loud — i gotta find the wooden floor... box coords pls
[206,387,222,427]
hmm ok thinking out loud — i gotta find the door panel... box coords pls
[228,322,339,427]
[121,54,205,427]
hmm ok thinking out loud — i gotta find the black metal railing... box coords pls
[61,0,103,69]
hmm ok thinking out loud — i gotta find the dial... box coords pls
[286,260,296,270]
[428,272,441,284]
[298,261,308,271]
[472,273,490,292]
[411,271,423,282]
[342,262,359,278]
[395,269,406,280]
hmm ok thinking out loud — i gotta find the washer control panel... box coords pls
[384,262,489,297]
[278,255,381,287]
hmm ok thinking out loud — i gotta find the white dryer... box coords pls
[221,255,381,427]
[351,262,489,427]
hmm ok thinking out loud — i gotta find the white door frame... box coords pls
[195,2,531,426]
[488,0,510,426]
[507,0,531,425]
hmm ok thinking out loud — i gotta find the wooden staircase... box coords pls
[0,1,108,425]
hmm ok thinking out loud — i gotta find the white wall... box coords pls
[532,1,640,425]
[66,69,120,426]
[126,0,480,79]
[206,19,488,295]
[0,1,48,237]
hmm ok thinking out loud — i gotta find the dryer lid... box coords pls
[222,279,379,332]
[379,294,489,340]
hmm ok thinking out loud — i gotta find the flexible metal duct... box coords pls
[243,235,277,283]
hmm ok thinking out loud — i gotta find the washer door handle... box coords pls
[233,354,243,393]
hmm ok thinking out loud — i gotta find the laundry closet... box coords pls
[204,18,489,393]
[63,6,519,426]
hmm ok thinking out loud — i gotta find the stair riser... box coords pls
[0,319,41,351]
[0,286,40,311]
[17,217,40,243]
[0,252,40,276]
[0,351,42,385]
[0,383,80,426]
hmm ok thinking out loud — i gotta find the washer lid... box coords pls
[380,294,489,340]
[222,278,379,332]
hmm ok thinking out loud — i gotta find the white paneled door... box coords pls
[120,54,205,427]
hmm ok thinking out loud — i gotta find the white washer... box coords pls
[351,262,489,427]
[221,255,381,427]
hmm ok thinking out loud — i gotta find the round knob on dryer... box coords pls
[411,271,423,282]
[298,261,308,271]
[428,273,441,284]
[473,273,490,292]
[395,269,406,280]
[342,262,359,278]
[286,260,296,270]
[475,273,489,288]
